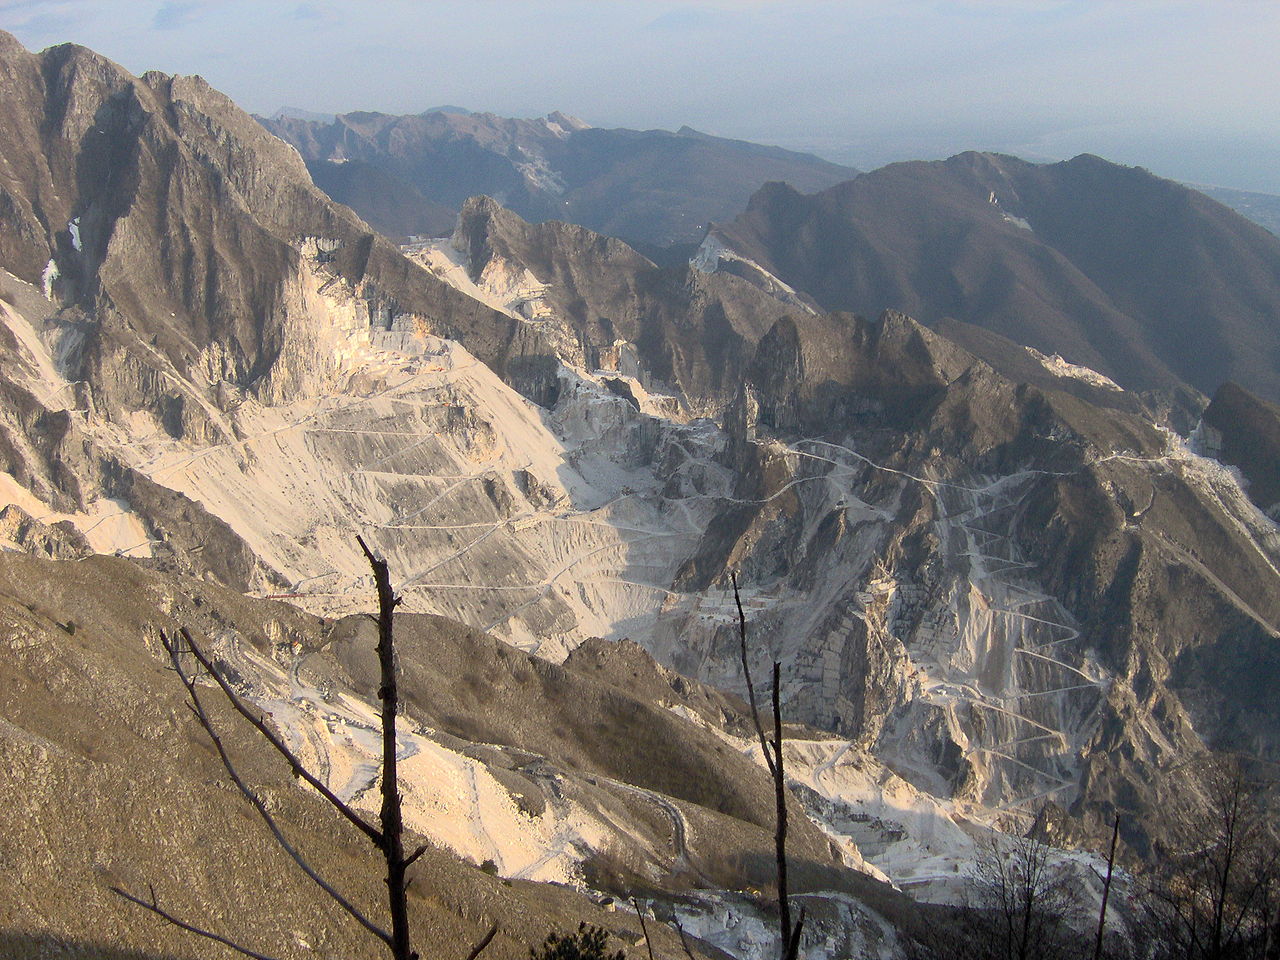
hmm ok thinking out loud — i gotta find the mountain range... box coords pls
[703,152,1280,406]
[263,108,1280,412]
[1,29,1280,960]
[259,108,857,248]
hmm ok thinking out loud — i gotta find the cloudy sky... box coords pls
[3,0,1278,191]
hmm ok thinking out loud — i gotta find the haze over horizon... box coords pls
[3,0,1279,193]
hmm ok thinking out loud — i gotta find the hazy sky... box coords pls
[3,0,1279,191]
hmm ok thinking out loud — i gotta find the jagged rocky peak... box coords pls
[453,193,656,281]
[743,178,804,214]
[0,503,90,559]
[0,29,543,419]
[729,310,1166,503]
[451,194,508,278]
[738,308,1152,462]
[419,193,805,412]
[543,109,590,133]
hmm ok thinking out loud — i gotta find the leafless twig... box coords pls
[166,631,392,945]
[109,884,280,960]
[730,571,803,960]
[672,918,699,960]
[174,625,383,846]
[632,899,656,960]
[357,535,415,960]
[464,923,499,960]
[732,571,776,779]
[1092,815,1120,960]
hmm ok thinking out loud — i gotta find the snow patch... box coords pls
[68,217,81,252]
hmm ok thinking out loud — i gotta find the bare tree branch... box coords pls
[163,633,392,946]
[357,534,414,960]
[732,571,777,779]
[730,571,801,960]
[672,919,699,960]
[109,885,281,960]
[784,906,806,960]
[1092,815,1120,960]
[770,660,796,958]
[175,626,383,847]
[404,843,430,868]
[463,923,499,960]
[630,899,656,960]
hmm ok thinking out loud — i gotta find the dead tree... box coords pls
[732,571,805,960]
[112,536,496,960]
[969,833,1083,960]
[1093,816,1121,960]
[1140,760,1280,960]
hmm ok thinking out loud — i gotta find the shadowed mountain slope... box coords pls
[709,152,1280,403]
[1199,381,1280,516]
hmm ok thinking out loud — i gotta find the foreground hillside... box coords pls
[2,551,981,959]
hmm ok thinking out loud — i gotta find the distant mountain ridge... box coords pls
[268,104,336,123]
[705,152,1280,404]
[259,107,857,246]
